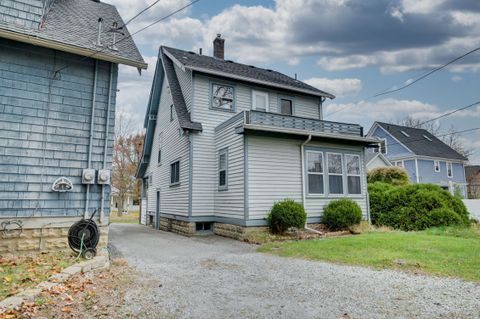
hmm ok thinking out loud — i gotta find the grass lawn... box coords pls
[258,225,480,282]
[0,252,75,300]
[109,211,139,224]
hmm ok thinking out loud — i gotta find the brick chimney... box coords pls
[213,34,225,59]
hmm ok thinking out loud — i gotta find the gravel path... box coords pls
[109,224,480,319]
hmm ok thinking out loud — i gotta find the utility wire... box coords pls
[122,0,162,27]
[324,45,480,119]
[418,100,480,126]
[54,0,200,74]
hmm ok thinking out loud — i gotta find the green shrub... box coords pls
[367,167,410,186]
[322,199,362,231]
[369,183,470,231]
[267,199,307,233]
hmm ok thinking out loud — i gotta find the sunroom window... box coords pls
[346,154,361,195]
[307,151,324,194]
[327,153,343,194]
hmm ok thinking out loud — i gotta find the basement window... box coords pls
[196,222,212,232]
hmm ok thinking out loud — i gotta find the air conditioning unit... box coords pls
[97,169,111,185]
[82,169,95,184]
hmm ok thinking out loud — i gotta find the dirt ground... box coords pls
[0,259,148,319]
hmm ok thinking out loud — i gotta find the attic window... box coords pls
[400,130,410,137]
[423,135,433,141]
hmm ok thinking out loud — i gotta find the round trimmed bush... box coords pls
[267,199,307,234]
[368,167,409,186]
[322,199,362,231]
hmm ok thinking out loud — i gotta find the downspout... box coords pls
[300,135,323,234]
[85,60,99,218]
[99,62,114,224]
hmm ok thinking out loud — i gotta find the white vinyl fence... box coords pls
[463,199,480,221]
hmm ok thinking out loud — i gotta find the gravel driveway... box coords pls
[109,224,480,319]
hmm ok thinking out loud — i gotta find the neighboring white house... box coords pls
[365,151,392,171]
[136,35,379,236]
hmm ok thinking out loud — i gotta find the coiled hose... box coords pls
[68,213,100,253]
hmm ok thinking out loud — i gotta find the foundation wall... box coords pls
[159,217,195,236]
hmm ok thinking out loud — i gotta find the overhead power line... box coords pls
[122,0,162,27]
[54,0,201,74]
[324,45,480,119]
[418,100,480,126]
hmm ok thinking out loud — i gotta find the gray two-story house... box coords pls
[367,122,468,196]
[137,35,378,236]
[0,0,145,253]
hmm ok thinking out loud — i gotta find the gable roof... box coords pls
[365,151,392,167]
[162,46,335,99]
[375,122,467,161]
[0,0,146,69]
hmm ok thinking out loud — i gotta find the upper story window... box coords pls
[252,90,269,112]
[212,83,234,111]
[170,105,174,122]
[218,148,228,190]
[280,98,293,115]
[327,153,343,194]
[434,160,440,172]
[447,162,453,178]
[394,161,404,168]
[158,132,163,165]
[170,160,180,185]
[346,155,361,195]
[307,151,324,195]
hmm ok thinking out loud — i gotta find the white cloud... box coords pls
[452,75,462,82]
[304,77,362,98]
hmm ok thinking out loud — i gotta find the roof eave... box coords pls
[186,66,335,99]
[0,28,147,69]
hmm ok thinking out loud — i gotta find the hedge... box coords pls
[367,167,410,186]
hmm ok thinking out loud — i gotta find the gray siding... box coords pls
[0,38,117,217]
[214,114,245,219]
[145,79,190,216]
[247,136,368,220]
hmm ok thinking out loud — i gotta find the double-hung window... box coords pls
[157,132,163,165]
[434,160,440,172]
[346,155,361,195]
[218,149,228,190]
[252,90,269,112]
[212,83,234,110]
[170,160,180,185]
[307,151,324,194]
[447,162,453,178]
[394,161,403,168]
[327,153,343,194]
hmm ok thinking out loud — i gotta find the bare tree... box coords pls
[395,116,441,135]
[111,110,144,215]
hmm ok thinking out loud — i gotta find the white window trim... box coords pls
[394,160,404,168]
[279,97,294,115]
[447,162,453,178]
[252,90,269,112]
[327,152,344,195]
[211,82,235,111]
[306,150,325,196]
[170,160,180,186]
[218,148,228,191]
[434,160,440,173]
[346,154,362,195]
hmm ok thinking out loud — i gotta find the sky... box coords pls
[105,0,480,164]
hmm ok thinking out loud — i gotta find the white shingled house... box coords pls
[136,35,379,236]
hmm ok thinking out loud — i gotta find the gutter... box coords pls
[300,134,323,235]
[85,60,98,218]
[0,28,147,69]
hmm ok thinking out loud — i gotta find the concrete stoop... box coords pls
[0,254,110,314]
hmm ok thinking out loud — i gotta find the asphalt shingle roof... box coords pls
[376,122,467,161]
[163,46,334,99]
[161,50,202,131]
[0,0,145,68]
